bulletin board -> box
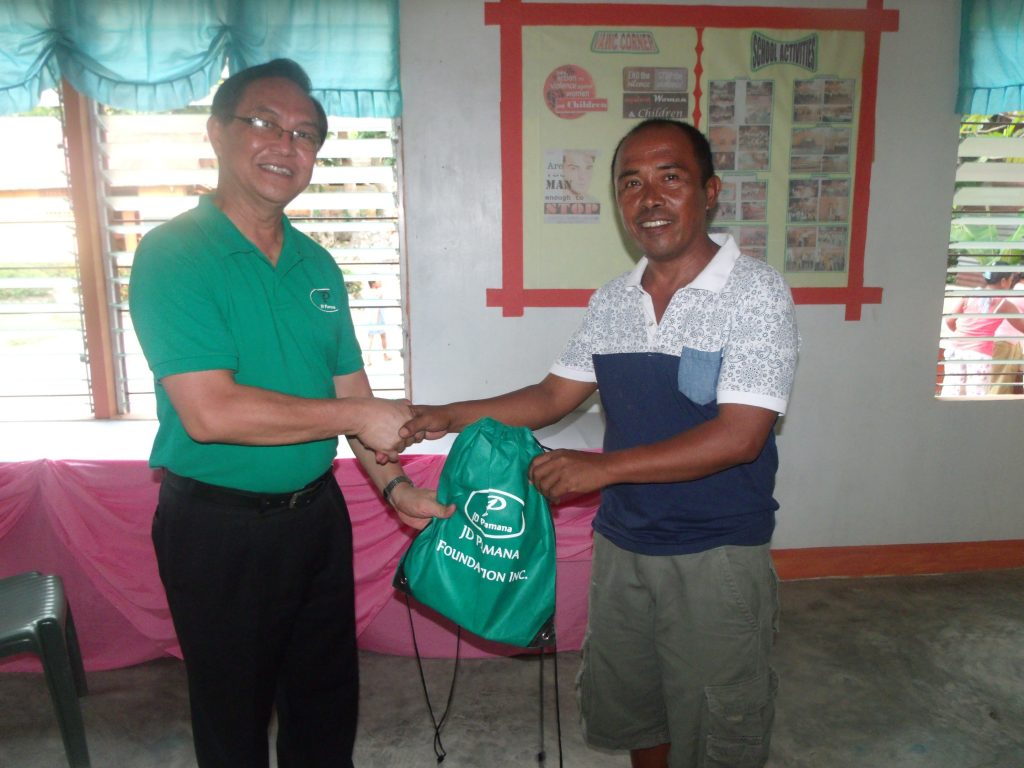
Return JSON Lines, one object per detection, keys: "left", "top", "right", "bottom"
{"left": 483, "top": 0, "right": 899, "bottom": 319}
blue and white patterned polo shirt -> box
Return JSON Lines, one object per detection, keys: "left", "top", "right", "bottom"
{"left": 551, "top": 234, "right": 799, "bottom": 556}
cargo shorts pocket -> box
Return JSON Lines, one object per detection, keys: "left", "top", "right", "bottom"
{"left": 678, "top": 347, "right": 722, "bottom": 406}
{"left": 702, "top": 669, "right": 778, "bottom": 768}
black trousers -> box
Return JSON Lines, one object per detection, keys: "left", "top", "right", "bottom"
{"left": 153, "top": 472, "right": 358, "bottom": 768}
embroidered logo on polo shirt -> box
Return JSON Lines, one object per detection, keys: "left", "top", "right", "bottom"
{"left": 309, "top": 288, "right": 338, "bottom": 313}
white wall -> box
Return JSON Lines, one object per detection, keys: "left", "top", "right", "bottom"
{"left": 400, "top": 0, "right": 1024, "bottom": 549}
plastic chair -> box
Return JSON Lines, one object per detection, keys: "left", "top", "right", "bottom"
{"left": 0, "top": 571, "right": 91, "bottom": 767}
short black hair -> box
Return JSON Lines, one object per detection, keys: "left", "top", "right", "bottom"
{"left": 984, "top": 270, "right": 1023, "bottom": 285}
{"left": 211, "top": 58, "right": 328, "bottom": 145}
{"left": 611, "top": 119, "right": 715, "bottom": 185}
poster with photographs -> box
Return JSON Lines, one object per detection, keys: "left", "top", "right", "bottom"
{"left": 510, "top": 18, "right": 876, "bottom": 303}
{"left": 699, "top": 27, "right": 864, "bottom": 288}
{"left": 785, "top": 225, "right": 848, "bottom": 272}
{"left": 709, "top": 176, "right": 769, "bottom": 261}
{"left": 792, "top": 77, "right": 855, "bottom": 123}
{"left": 785, "top": 178, "right": 850, "bottom": 272}
{"left": 708, "top": 80, "right": 774, "bottom": 172}
{"left": 704, "top": 72, "right": 857, "bottom": 276}
{"left": 790, "top": 125, "right": 851, "bottom": 173}
{"left": 544, "top": 148, "right": 601, "bottom": 223}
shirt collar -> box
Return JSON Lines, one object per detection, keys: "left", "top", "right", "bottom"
{"left": 626, "top": 233, "right": 740, "bottom": 294}
{"left": 195, "top": 194, "right": 300, "bottom": 268}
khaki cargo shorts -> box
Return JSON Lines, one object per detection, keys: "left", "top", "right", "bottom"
{"left": 577, "top": 533, "right": 779, "bottom": 768}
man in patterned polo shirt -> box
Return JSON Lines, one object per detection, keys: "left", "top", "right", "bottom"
{"left": 402, "top": 118, "right": 799, "bottom": 768}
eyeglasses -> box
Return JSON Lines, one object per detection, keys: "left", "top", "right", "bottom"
{"left": 230, "top": 115, "right": 323, "bottom": 152}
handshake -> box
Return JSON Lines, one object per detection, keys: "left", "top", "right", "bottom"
{"left": 353, "top": 399, "right": 454, "bottom": 464}
{"left": 345, "top": 398, "right": 461, "bottom": 530}
{"left": 353, "top": 395, "right": 605, "bottom": 509}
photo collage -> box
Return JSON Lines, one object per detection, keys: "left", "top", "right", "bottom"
{"left": 707, "top": 75, "right": 856, "bottom": 273}
{"left": 707, "top": 79, "right": 773, "bottom": 261}
{"left": 787, "top": 77, "right": 854, "bottom": 272}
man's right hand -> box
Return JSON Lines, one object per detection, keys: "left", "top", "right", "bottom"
{"left": 400, "top": 404, "right": 456, "bottom": 444}
{"left": 399, "top": 377, "right": 597, "bottom": 445}
{"left": 352, "top": 397, "right": 416, "bottom": 462}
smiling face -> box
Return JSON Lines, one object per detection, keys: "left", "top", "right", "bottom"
{"left": 208, "top": 76, "right": 321, "bottom": 215}
{"left": 613, "top": 123, "right": 721, "bottom": 264}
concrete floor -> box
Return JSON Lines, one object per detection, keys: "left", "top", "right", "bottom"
{"left": 1, "top": 569, "right": 1022, "bottom": 767}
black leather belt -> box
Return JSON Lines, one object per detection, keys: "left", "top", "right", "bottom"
{"left": 162, "top": 469, "right": 333, "bottom": 510}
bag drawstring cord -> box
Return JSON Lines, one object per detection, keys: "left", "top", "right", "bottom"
{"left": 405, "top": 591, "right": 565, "bottom": 767}
{"left": 537, "top": 646, "right": 564, "bottom": 767}
{"left": 538, "top": 648, "right": 545, "bottom": 764}
{"left": 405, "top": 593, "right": 461, "bottom": 763}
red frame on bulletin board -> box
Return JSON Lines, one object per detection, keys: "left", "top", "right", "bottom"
{"left": 483, "top": 0, "right": 899, "bottom": 320}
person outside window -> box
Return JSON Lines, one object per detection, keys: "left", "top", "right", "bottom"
{"left": 942, "top": 270, "right": 1024, "bottom": 395}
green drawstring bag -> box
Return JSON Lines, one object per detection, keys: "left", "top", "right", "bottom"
{"left": 393, "top": 417, "right": 556, "bottom": 648}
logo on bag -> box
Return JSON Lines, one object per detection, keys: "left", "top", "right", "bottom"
{"left": 462, "top": 489, "right": 526, "bottom": 540}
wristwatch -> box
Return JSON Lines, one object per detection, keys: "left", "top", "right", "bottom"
{"left": 381, "top": 474, "right": 414, "bottom": 506}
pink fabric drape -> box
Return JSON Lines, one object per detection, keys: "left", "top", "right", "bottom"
{"left": 0, "top": 457, "right": 597, "bottom": 671}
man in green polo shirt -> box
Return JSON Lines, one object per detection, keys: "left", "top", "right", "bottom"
{"left": 129, "top": 59, "right": 450, "bottom": 768}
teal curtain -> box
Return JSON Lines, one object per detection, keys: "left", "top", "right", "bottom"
{"left": 957, "top": 0, "right": 1024, "bottom": 113}
{"left": 0, "top": 0, "right": 401, "bottom": 116}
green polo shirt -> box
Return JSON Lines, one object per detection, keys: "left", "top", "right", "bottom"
{"left": 129, "top": 196, "right": 364, "bottom": 492}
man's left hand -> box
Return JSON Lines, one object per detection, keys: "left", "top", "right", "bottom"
{"left": 388, "top": 484, "right": 456, "bottom": 530}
